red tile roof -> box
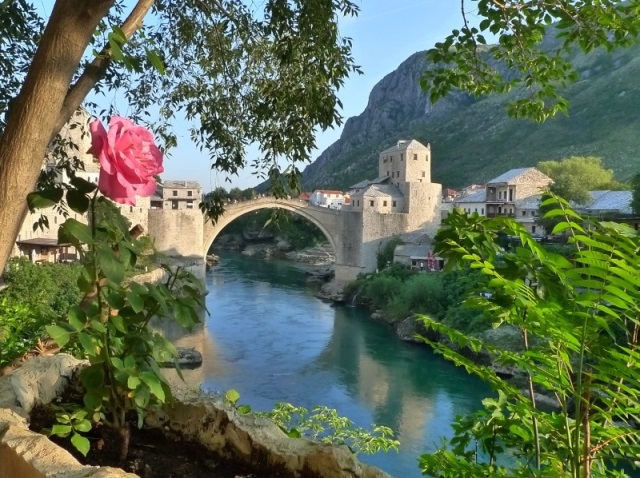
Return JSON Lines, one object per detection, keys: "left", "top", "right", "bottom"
{"left": 315, "top": 190, "right": 343, "bottom": 194}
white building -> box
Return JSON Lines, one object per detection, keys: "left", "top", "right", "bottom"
{"left": 309, "top": 190, "right": 346, "bottom": 209}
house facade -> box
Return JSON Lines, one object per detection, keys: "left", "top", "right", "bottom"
{"left": 151, "top": 181, "right": 202, "bottom": 210}
{"left": 453, "top": 167, "right": 552, "bottom": 236}
{"left": 309, "top": 190, "right": 346, "bottom": 209}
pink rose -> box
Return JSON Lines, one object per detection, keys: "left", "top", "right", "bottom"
{"left": 89, "top": 116, "right": 164, "bottom": 205}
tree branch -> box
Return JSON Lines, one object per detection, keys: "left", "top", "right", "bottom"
{"left": 53, "top": 0, "right": 156, "bottom": 140}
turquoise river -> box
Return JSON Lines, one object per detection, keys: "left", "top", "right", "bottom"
{"left": 166, "top": 251, "right": 491, "bottom": 477}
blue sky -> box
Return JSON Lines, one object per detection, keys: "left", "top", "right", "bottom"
{"left": 162, "top": 0, "right": 471, "bottom": 191}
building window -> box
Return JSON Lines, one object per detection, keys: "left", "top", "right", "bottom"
{"left": 172, "top": 200, "right": 178, "bottom": 209}
{"left": 400, "top": 154, "right": 403, "bottom": 161}
{"left": 186, "top": 200, "right": 194, "bottom": 209}
{"left": 129, "top": 206, "right": 133, "bottom": 212}
{"left": 474, "top": 208, "right": 478, "bottom": 212}
{"left": 413, "top": 154, "right": 418, "bottom": 160}
{"left": 369, "top": 200, "right": 374, "bottom": 207}
{"left": 522, "top": 211, "right": 526, "bottom": 216}
{"left": 393, "top": 200, "right": 397, "bottom": 207}
{"left": 172, "top": 190, "right": 177, "bottom": 197}
{"left": 383, "top": 200, "right": 387, "bottom": 207}
{"left": 187, "top": 191, "right": 193, "bottom": 197}
{"left": 532, "top": 225, "right": 537, "bottom": 234}
{"left": 386, "top": 171, "right": 389, "bottom": 176}
{"left": 390, "top": 156, "right": 393, "bottom": 162}
{"left": 421, "top": 171, "right": 426, "bottom": 178}
{"left": 481, "top": 208, "right": 485, "bottom": 215}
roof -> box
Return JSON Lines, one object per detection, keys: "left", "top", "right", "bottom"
{"left": 298, "top": 192, "right": 312, "bottom": 201}
{"left": 487, "top": 168, "right": 551, "bottom": 186}
{"left": 16, "top": 238, "right": 71, "bottom": 247}
{"left": 443, "top": 188, "right": 458, "bottom": 196}
{"left": 349, "top": 176, "right": 389, "bottom": 190}
{"left": 314, "top": 189, "right": 343, "bottom": 195}
{"left": 351, "top": 184, "right": 403, "bottom": 199}
{"left": 379, "top": 139, "right": 429, "bottom": 155}
{"left": 394, "top": 244, "right": 431, "bottom": 259}
{"left": 515, "top": 194, "right": 542, "bottom": 210}
{"left": 455, "top": 189, "right": 487, "bottom": 203}
{"left": 580, "top": 190, "right": 632, "bottom": 214}
{"left": 399, "top": 231, "right": 432, "bottom": 244}
{"left": 161, "top": 180, "right": 201, "bottom": 189}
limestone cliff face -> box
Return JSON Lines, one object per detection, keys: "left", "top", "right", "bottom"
{"left": 301, "top": 40, "right": 640, "bottom": 190}
{"left": 302, "top": 52, "right": 472, "bottom": 188}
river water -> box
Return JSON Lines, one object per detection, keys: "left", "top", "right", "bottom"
{"left": 166, "top": 251, "right": 491, "bottom": 477}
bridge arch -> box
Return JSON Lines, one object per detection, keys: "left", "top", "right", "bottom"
{"left": 203, "top": 198, "right": 342, "bottom": 260}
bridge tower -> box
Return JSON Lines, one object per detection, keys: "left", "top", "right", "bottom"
{"left": 339, "top": 139, "right": 441, "bottom": 280}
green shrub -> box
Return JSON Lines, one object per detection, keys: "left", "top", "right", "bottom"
{"left": 0, "top": 298, "right": 42, "bottom": 367}
{"left": 388, "top": 273, "right": 445, "bottom": 321}
{"left": 361, "top": 275, "right": 404, "bottom": 310}
{"left": 376, "top": 236, "right": 403, "bottom": 270}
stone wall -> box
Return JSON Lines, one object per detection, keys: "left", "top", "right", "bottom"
{"left": 148, "top": 209, "right": 204, "bottom": 259}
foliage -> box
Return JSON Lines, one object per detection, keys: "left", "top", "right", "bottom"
{"left": 377, "top": 236, "right": 403, "bottom": 271}
{"left": 257, "top": 402, "right": 400, "bottom": 456}
{"left": 387, "top": 273, "right": 445, "bottom": 321}
{"left": 1, "top": 257, "right": 83, "bottom": 320}
{"left": 538, "top": 156, "right": 619, "bottom": 205}
{"left": 0, "top": 298, "right": 41, "bottom": 368}
{"left": 421, "top": 0, "right": 640, "bottom": 121}
{"left": 418, "top": 202, "right": 640, "bottom": 477}
{"left": 360, "top": 275, "right": 404, "bottom": 311}
{"left": 41, "top": 189, "right": 205, "bottom": 460}
{"left": 2, "top": 0, "right": 361, "bottom": 203}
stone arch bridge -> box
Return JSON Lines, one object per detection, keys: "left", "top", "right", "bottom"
{"left": 148, "top": 197, "right": 367, "bottom": 282}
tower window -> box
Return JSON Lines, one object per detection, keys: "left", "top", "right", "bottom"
{"left": 188, "top": 191, "right": 193, "bottom": 197}
{"left": 172, "top": 190, "right": 178, "bottom": 196}
{"left": 413, "top": 154, "right": 417, "bottom": 160}
{"left": 369, "top": 200, "right": 374, "bottom": 207}
{"left": 400, "top": 154, "right": 403, "bottom": 161}
{"left": 383, "top": 200, "right": 387, "bottom": 207}
{"left": 393, "top": 200, "right": 397, "bottom": 207}
{"left": 421, "top": 171, "right": 426, "bottom": 177}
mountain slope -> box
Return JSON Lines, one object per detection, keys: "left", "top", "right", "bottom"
{"left": 302, "top": 43, "right": 640, "bottom": 190}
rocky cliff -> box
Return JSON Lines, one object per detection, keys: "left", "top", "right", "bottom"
{"left": 302, "top": 41, "right": 640, "bottom": 190}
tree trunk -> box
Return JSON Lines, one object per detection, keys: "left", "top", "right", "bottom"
{"left": 0, "top": 0, "right": 114, "bottom": 275}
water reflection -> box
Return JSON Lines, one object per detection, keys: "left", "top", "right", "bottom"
{"left": 155, "top": 252, "right": 490, "bottom": 477}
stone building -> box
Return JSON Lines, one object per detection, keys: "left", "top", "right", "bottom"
{"left": 151, "top": 181, "right": 202, "bottom": 210}
{"left": 309, "top": 190, "right": 345, "bottom": 209}
{"left": 453, "top": 167, "right": 552, "bottom": 236}
{"left": 339, "top": 139, "right": 442, "bottom": 276}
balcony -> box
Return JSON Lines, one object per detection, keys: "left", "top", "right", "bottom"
{"left": 486, "top": 212, "right": 515, "bottom": 218}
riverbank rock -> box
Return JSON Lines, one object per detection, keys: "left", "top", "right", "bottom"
{"left": 205, "top": 254, "right": 219, "bottom": 269}
{"left": 306, "top": 266, "right": 334, "bottom": 283}
{"left": 159, "top": 347, "right": 203, "bottom": 369}
{"left": 395, "top": 315, "right": 433, "bottom": 343}
{"left": 286, "top": 243, "right": 335, "bottom": 265}
{"left": 316, "top": 280, "right": 347, "bottom": 302}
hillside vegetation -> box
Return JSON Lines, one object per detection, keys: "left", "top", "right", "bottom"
{"left": 302, "top": 41, "right": 640, "bottom": 190}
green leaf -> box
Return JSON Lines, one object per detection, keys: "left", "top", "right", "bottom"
{"left": 146, "top": 48, "right": 165, "bottom": 75}
{"left": 78, "top": 331, "right": 97, "bottom": 356}
{"left": 128, "top": 376, "right": 141, "bottom": 390}
{"left": 287, "top": 428, "right": 302, "bottom": 438}
{"left": 96, "top": 244, "right": 125, "bottom": 284}
{"left": 108, "top": 35, "right": 124, "bottom": 62}
{"left": 59, "top": 218, "right": 93, "bottom": 245}
{"left": 67, "top": 306, "right": 86, "bottom": 331}
{"left": 83, "top": 391, "right": 103, "bottom": 411}
{"left": 110, "top": 314, "right": 127, "bottom": 333}
{"left": 140, "top": 372, "right": 165, "bottom": 402}
{"left": 46, "top": 325, "right": 71, "bottom": 348}
{"left": 127, "top": 290, "right": 144, "bottom": 313}
{"left": 225, "top": 388, "right": 240, "bottom": 405}
{"left": 26, "top": 188, "right": 64, "bottom": 210}
{"left": 74, "top": 420, "right": 92, "bottom": 433}
{"left": 70, "top": 176, "right": 97, "bottom": 194}
{"left": 50, "top": 424, "right": 72, "bottom": 437}
{"left": 71, "top": 433, "right": 91, "bottom": 456}
{"left": 66, "top": 189, "right": 90, "bottom": 214}
{"left": 80, "top": 364, "right": 105, "bottom": 390}
{"left": 237, "top": 405, "right": 252, "bottom": 415}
